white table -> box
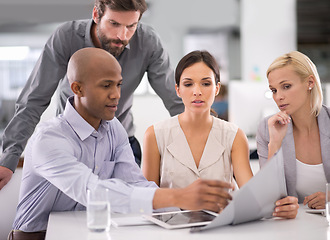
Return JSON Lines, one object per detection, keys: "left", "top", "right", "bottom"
{"left": 46, "top": 206, "right": 329, "bottom": 240}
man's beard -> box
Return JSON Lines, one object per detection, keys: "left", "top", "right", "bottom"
{"left": 97, "top": 28, "right": 128, "bottom": 57}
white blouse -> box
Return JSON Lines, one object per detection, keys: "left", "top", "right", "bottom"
{"left": 154, "top": 115, "right": 238, "bottom": 189}
{"left": 295, "top": 159, "right": 327, "bottom": 200}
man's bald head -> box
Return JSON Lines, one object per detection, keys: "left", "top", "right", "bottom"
{"left": 67, "top": 48, "right": 123, "bottom": 129}
{"left": 67, "top": 47, "right": 122, "bottom": 86}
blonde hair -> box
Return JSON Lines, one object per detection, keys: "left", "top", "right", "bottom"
{"left": 267, "top": 51, "right": 323, "bottom": 116}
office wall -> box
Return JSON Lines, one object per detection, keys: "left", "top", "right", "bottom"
{"left": 241, "top": 0, "right": 297, "bottom": 82}
{"left": 131, "top": 95, "right": 170, "bottom": 146}
{"left": 141, "top": 0, "right": 240, "bottom": 73}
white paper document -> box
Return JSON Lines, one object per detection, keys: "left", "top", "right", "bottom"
{"left": 191, "top": 148, "right": 287, "bottom": 232}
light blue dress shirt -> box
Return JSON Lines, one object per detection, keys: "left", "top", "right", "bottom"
{"left": 13, "top": 97, "right": 157, "bottom": 232}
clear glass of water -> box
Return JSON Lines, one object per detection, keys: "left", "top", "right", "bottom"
{"left": 87, "top": 187, "right": 111, "bottom": 232}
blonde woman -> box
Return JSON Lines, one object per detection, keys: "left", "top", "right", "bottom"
{"left": 257, "top": 51, "right": 330, "bottom": 210}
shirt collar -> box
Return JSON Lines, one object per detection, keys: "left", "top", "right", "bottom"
{"left": 63, "top": 97, "right": 109, "bottom": 141}
{"left": 84, "top": 19, "right": 94, "bottom": 47}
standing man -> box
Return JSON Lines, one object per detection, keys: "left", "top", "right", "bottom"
{"left": 0, "top": 0, "right": 183, "bottom": 189}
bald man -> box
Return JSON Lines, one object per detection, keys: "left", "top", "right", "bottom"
{"left": 9, "top": 48, "right": 233, "bottom": 239}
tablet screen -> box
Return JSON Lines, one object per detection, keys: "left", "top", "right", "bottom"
{"left": 152, "top": 210, "right": 216, "bottom": 226}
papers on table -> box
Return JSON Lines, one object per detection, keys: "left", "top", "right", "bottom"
{"left": 191, "top": 148, "right": 287, "bottom": 232}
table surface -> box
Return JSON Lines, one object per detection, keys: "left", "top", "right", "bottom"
{"left": 46, "top": 205, "right": 330, "bottom": 240}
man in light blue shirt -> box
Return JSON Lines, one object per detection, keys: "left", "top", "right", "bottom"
{"left": 10, "top": 48, "right": 233, "bottom": 239}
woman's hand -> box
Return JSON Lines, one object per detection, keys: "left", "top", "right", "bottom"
{"left": 303, "top": 192, "right": 326, "bottom": 209}
{"left": 268, "top": 111, "right": 290, "bottom": 145}
{"left": 267, "top": 111, "right": 290, "bottom": 159}
{"left": 273, "top": 196, "right": 299, "bottom": 219}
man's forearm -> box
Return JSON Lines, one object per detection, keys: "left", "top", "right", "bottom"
{"left": 152, "top": 188, "right": 179, "bottom": 209}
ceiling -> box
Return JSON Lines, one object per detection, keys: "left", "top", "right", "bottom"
{"left": 0, "top": 1, "right": 93, "bottom": 33}
{"left": 1, "top": 0, "right": 329, "bottom": 42}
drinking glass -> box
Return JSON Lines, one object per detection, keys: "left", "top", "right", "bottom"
{"left": 87, "top": 187, "right": 111, "bottom": 232}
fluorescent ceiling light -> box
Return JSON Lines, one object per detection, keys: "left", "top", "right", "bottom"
{"left": 0, "top": 46, "right": 30, "bottom": 61}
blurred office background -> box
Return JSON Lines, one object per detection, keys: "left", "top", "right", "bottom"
{"left": 0, "top": 0, "right": 330, "bottom": 147}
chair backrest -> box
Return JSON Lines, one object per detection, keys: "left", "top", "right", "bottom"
{"left": 0, "top": 168, "right": 22, "bottom": 240}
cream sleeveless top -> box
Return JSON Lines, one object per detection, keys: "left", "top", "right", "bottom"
{"left": 153, "top": 115, "right": 238, "bottom": 189}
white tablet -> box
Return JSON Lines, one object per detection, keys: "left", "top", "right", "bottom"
{"left": 142, "top": 210, "right": 218, "bottom": 229}
{"left": 305, "top": 208, "right": 326, "bottom": 217}
{"left": 111, "top": 216, "right": 155, "bottom": 227}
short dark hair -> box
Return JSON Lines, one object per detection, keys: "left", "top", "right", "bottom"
{"left": 175, "top": 50, "right": 220, "bottom": 86}
{"left": 95, "top": 0, "right": 147, "bottom": 20}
